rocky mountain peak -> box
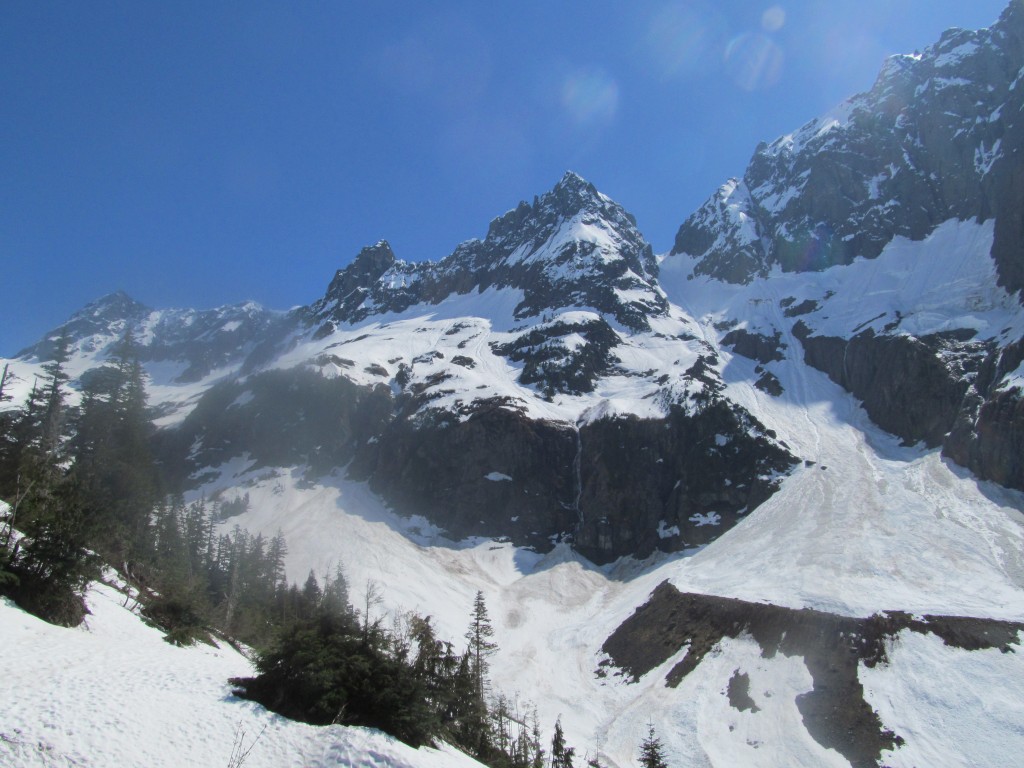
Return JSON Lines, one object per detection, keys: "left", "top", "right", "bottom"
{"left": 312, "top": 173, "right": 666, "bottom": 331}
{"left": 17, "top": 290, "right": 152, "bottom": 359}
{"left": 486, "top": 171, "right": 641, "bottom": 255}
{"left": 671, "top": 4, "right": 1021, "bottom": 285}
{"left": 317, "top": 240, "right": 397, "bottom": 316}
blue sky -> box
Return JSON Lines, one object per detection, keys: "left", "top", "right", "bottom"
{"left": 1, "top": 1, "right": 1010, "bottom": 354}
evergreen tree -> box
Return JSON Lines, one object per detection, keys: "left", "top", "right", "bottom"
{"left": 551, "top": 718, "right": 575, "bottom": 768}
{"left": 67, "top": 331, "right": 159, "bottom": 563}
{"left": 0, "top": 363, "right": 15, "bottom": 491}
{"left": 0, "top": 339, "right": 97, "bottom": 625}
{"left": 530, "top": 709, "right": 546, "bottom": 768}
{"left": 638, "top": 723, "right": 669, "bottom": 768}
{"left": 0, "top": 363, "right": 12, "bottom": 405}
{"left": 39, "top": 332, "right": 72, "bottom": 459}
{"left": 460, "top": 590, "right": 498, "bottom": 759}
{"left": 465, "top": 590, "right": 498, "bottom": 703}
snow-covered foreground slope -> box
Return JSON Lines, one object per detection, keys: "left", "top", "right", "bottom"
{"left": 0, "top": 582, "right": 484, "bottom": 768}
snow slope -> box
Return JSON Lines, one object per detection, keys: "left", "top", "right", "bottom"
{"left": 0, "top": 581, "right": 485, "bottom": 768}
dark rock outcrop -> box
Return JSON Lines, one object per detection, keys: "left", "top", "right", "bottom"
{"left": 944, "top": 338, "right": 1024, "bottom": 489}
{"left": 358, "top": 401, "right": 579, "bottom": 551}
{"left": 574, "top": 402, "right": 797, "bottom": 563}
{"left": 350, "top": 397, "right": 795, "bottom": 561}
{"left": 491, "top": 316, "right": 621, "bottom": 397}
{"left": 793, "top": 324, "right": 988, "bottom": 447}
{"left": 721, "top": 328, "right": 785, "bottom": 364}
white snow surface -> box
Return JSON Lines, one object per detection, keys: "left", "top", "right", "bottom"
{"left": 662, "top": 217, "right": 1023, "bottom": 346}
{"left": 0, "top": 584, "right": 484, "bottom": 768}
{"left": 861, "top": 629, "right": 1024, "bottom": 768}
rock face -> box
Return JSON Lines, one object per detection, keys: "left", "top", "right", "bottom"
{"left": 721, "top": 328, "right": 785, "bottom": 365}
{"left": 574, "top": 403, "right": 794, "bottom": 562}
{"left": 350, "top": 398, "right": 796, "bottom": 563}
{"left": 793, "top": 324, "right": 990, "bottom": 448}
{"left": 356, "top": 402, "right": 579, "bottom": 552}
{"left": 944, "top": 338, "right": 1024, "bottom": 488}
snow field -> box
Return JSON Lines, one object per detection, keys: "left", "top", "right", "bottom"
{"left": 861, "top": 629, "right": 1024, "bottom": 768}
{"left": 0, "top": 584, "right": 484, "bottom": 768}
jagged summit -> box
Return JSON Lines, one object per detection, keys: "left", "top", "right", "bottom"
{"left": 486, "top": 170, "right": 606, "bottom": 245}
{"left": 313, "top": 172, "right": 666, "bottom": 331}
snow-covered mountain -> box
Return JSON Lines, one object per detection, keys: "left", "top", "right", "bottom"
{"left": 4, "top": 3, "right": 1024, "bottom": 767}
{"left": 666, "top": 0, "right": 1024, "bottom": 493}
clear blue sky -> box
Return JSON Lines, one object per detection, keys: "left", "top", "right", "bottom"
{"left": 1, "top": 1, "right": 1010, "bottom": 354}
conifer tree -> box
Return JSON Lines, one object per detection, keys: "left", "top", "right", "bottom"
{"left": 66, "top": 331, "right": 158, "bottom": 562}
{"left": 2, "top": 335, "right": 97, "bottom": 625}
{"left": 460, "top": 590, "right": 498, "bottom": 758}
{"left": 530, "top": 709, "right": 546, "bottom": 768}
{"left": 551, "top": 718, "right": 575, "bottom": 768}
{"left": 638, "top": 723, "right": 669, "bottom": 768}
{"left": 465, "top": 590, "right": 498, "bottom": 702}
{"left": 0, "top": 363, "right": 12, "bottom": 405}
{"left": 39, "top": 332, "right": 72, "bottom": 459}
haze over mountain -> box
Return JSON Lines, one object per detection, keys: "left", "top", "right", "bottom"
{"left": 3, "top": 3, "right": 1024, "bottom": 767}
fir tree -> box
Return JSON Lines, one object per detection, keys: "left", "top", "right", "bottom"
{"left": 67, "top": 331, "right": 159, "bottom": 563}
{"left": 551, "top": 717, "right": 575, "bottom": 768}
{"left": 465, "top": 590, "right": 498, "bottom": 702}
{"left": 638, "top": 723, "right": 669, "bottom": 768}
{"left": 1, "top": 339, "right": 97, "bottom": 625}
{"left": 461, "top": 590, "right": 498, "bottom": 759}
{"left": 530, "top": 709, "right": 546, "bottom": 768}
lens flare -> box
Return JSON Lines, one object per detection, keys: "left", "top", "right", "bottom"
{"left": 561, "top": 68, "right": 619, "bottom": 126}
{"left": 724, "top": 32, "right": 784, "bottom": 91}
{"left": 762, "top": 5, "right": 786, "bottom": 33}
